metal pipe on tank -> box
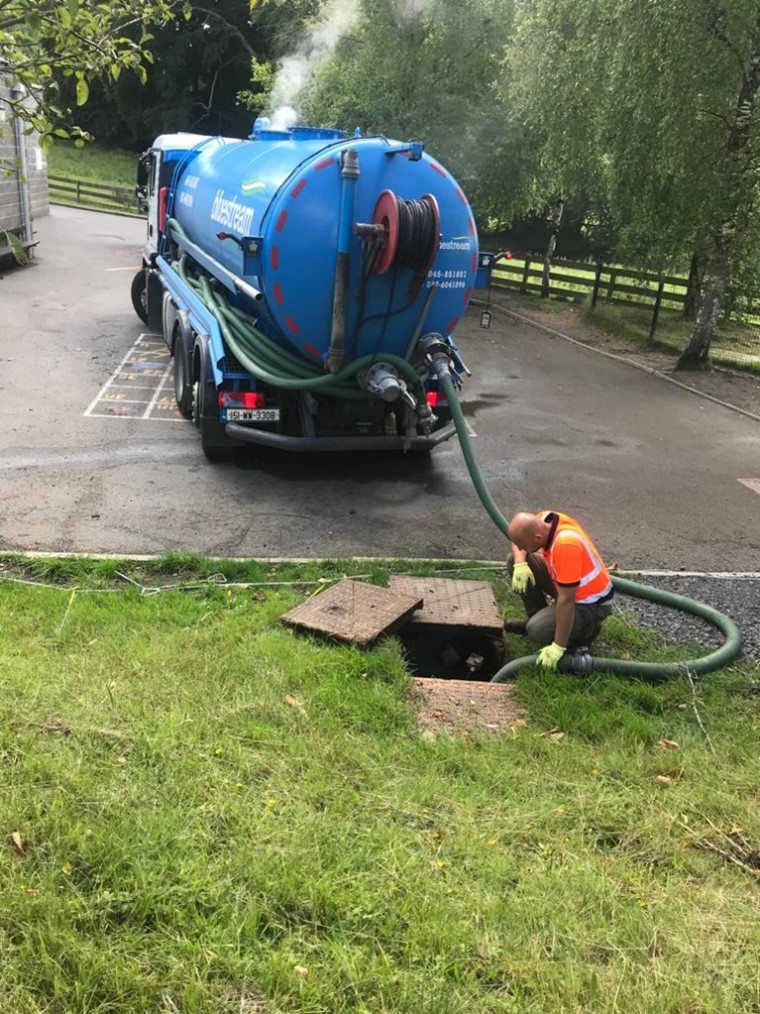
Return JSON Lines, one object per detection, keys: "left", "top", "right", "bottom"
{"left": 404, "top": 284, "right": 437, "bottom": 361}
{"left": 326, "top": 149, "right": 359, "bottom": 374}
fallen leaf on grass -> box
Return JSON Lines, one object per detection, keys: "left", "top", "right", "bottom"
{"left": 285, "top": 695, "right": 306, "bottom": 714}
{"left": 654, "top": 766, "right": 685, "bottom": 785}
{"left": 293, "top": 966, "right": 309, "bottom": 978}
{"left": 657, "top": 739, "right": 680, "bottom": 750}
{"left": 544, "top": 727, "right": 565, "bottom": 742}
{"left": 11, "top": 831, "right": 23, "bottom": 855}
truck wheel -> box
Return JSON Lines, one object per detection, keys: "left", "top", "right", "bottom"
{"left": 130, "top": 269, "right": 149, "bottom": 324}
{"left": 162, "top": 291, "right": 176, "bottom": 351}
{"left": 172, "top": 315, "right": 194, "bottom": 418}
{"left": 173, "top": 337, "right": 193, "bottom": 418}
{"left": 192, "top": 345, "right": 236, "bottom": 462}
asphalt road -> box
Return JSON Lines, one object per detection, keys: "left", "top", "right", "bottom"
{"left": 1, "top": 206, "right": 759, "bottom": 572}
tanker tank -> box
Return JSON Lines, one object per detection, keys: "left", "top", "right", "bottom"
{"left": 132, "top": 119, "right": 483, "bottom": 458}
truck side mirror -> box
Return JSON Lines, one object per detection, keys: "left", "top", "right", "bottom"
{"left": 135, "top": 151, "right": 151, "bottom": 212}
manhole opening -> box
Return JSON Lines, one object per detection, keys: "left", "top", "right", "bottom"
{"left": 398, "top": 627, "right": 507, "bottom": 681}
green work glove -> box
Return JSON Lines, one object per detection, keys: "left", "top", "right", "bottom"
{"left": 511, "top": 561, "right": 535, "bottom": 595}
{"left": 536, "top": 642, "right": 566, "bottom": 670}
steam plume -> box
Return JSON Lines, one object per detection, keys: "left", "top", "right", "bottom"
{"left": 268, "top": 0, "right": 359, "bottom": 130}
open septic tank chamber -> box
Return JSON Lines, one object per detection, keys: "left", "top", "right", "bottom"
{"left": 281, "top": 577, "right": 507, "bottom": 681}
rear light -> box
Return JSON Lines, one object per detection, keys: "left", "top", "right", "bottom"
{"left": 218, "top": 390, "right": 266, "bottom": 409}
{"left": 158, "top": 186, "right": 168, "bottom": 233}
{"left": 426, "top": 391, "right": 440, "bottom": 407}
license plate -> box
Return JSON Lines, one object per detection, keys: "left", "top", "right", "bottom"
{"left": 224, "top": 408, "right": 280, "bottom": 422}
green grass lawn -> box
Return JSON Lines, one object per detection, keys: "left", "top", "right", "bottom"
{"left": 1, "top": 554, "right": 759, "bottom": 1013}
{"left": 46, "top": 142, "right": 139, "bottom": 189}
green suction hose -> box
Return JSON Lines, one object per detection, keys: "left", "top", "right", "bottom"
{"left": 435, "top": 369, "right": 743, "bottom": 681}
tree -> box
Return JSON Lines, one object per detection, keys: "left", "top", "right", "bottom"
{"left": 510, "top": 0, "right": 760, "bottom": 369}
{"left": 509, "top": 0, "right": 618, "bottom": 290}
{"left": 595, "top": 0, "right": 760, "bottom": 369}
{"left": 56, "top": 0, "right": 257, "bottom": 148}
{"left": 284, "top": 0, "right": 528, "bottom": 229}
{"left": 0, "top": 0, "right": 180, "bottom": 146}
{"left": 55, "top": 0, "right": 324, "bottom": 149}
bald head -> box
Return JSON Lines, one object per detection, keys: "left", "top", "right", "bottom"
{"left": 508, "top": 512, "right": 548, "bottom": 552}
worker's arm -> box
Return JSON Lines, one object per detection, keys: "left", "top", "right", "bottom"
{"left": 536, "top": 584, "right": 577, "bottom": 669}
{"left": 510, "top": 543, "right": 535, "bottom": 593}
{"left": 553, "top": 584, "right": 578, "bottom": 648}
{"left": 510, "top": 542, "right": 527, "bottom": 564}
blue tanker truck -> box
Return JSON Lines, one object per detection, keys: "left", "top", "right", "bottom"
{"left": 131, "top": 119, "right": 486, "bottom": 459}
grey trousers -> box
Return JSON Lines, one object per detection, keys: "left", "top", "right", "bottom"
{"left": 506, "top": 552, "right": 613, "bottom": 648}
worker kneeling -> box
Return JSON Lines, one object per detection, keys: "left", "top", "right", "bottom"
{"left": 506, "top": 510, "right": 614, "bottom": 670}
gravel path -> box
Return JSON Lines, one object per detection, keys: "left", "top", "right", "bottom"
{"left": 613, "top": 573, "right": 759, "bottom": 661}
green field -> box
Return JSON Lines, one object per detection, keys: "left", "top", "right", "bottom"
{"left": 1, "top": 554, "right": 759, "bottom": 1013}
{"left": 47, "top": 142, "right": 139, "bottom": 188}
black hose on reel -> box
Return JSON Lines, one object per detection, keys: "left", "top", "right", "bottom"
{"left": 394, "top": 197, "right": 438, "bottom": 274}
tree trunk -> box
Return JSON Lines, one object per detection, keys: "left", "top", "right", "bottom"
{"left": 675, "top": 228, "right": 730, "bottom": 370}
{"left": 676, "top": 38, "right": 760, "bottom": 370}
{"left": 682, "top": 249, "right": 702, "bottom": 321}
{"left": 541, "top": 195, "right": 564, "bottom": 298}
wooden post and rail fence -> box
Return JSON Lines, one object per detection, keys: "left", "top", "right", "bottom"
{"left": 48, "top": 174, "right": 140, "bottom": 216}
{"left": 488, "top": 252, "right": 689, "bottom": 340}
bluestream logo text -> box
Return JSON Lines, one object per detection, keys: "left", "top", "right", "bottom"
{"left": 210, "top": 190, "right": 254, "bottom": 235}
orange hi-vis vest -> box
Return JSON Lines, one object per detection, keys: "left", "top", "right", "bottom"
{"left": 537, "top": 510, "right": 613, "bottom": 604}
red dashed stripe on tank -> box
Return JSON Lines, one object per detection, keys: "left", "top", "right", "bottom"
{"left": 275, "top": 211, "right": 288, "bottom": 233}
{"left": 313, "top": 157, "right": 334, "bottom": 171}
{"left": 270, "top": 247, "right": 279, "bottom": 270}
{"left": 430, "top": 162, "right": 447, "bottom": 177}
{"left": 273, "top": 283, "right": 284, "bottom": 306}
{"left": 445, "top": 317, "right": 459, "bottom": 334}
{"left": 284, "top": 316, "right": 300, "bottom": 334}
{"left": 303, "top": 343, "right": 322, "bottom": 359}
{"left": 462, "top": 287, "right": 472, "bottom": 305}
{"left": 290, "top": 178, "right": 307, "bottom": 199}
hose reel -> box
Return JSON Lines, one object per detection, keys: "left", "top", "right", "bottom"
{"left": 371, "top": 189, "right": 440, "bottom": 281}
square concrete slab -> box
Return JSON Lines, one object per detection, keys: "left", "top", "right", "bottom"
{"left": 280, "top": 579, "right": 424, "bottom": 646}
{"left": 389, "top": 576, "right": 503, "bottom": 634}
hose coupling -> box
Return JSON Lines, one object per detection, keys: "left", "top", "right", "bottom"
{"left": 415, "top": 401, "right": 436, "bottom": 435}
{"left": 418, "top": 332, "right": 453, "bottom": 377}
{"left": 361, "top": 362, "right": 410, "bottom": 404}
{"left": 562, "top": 646, "right": 595, "bottom": 675}
{"left": 341, "top": 148, "right": 360, "bottom": 180}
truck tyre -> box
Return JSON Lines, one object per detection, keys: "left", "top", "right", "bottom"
{"left": 192, "top": 342, "right": 236, "bottom": 462}
{"left": 130, "top": 269, "right": 149, "bottom": 324}
{"left": 162, "top": 291, "right": 176, "bottom": 351}
{"left": 172, "top": 313, "right": 194, "bottom": 418}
